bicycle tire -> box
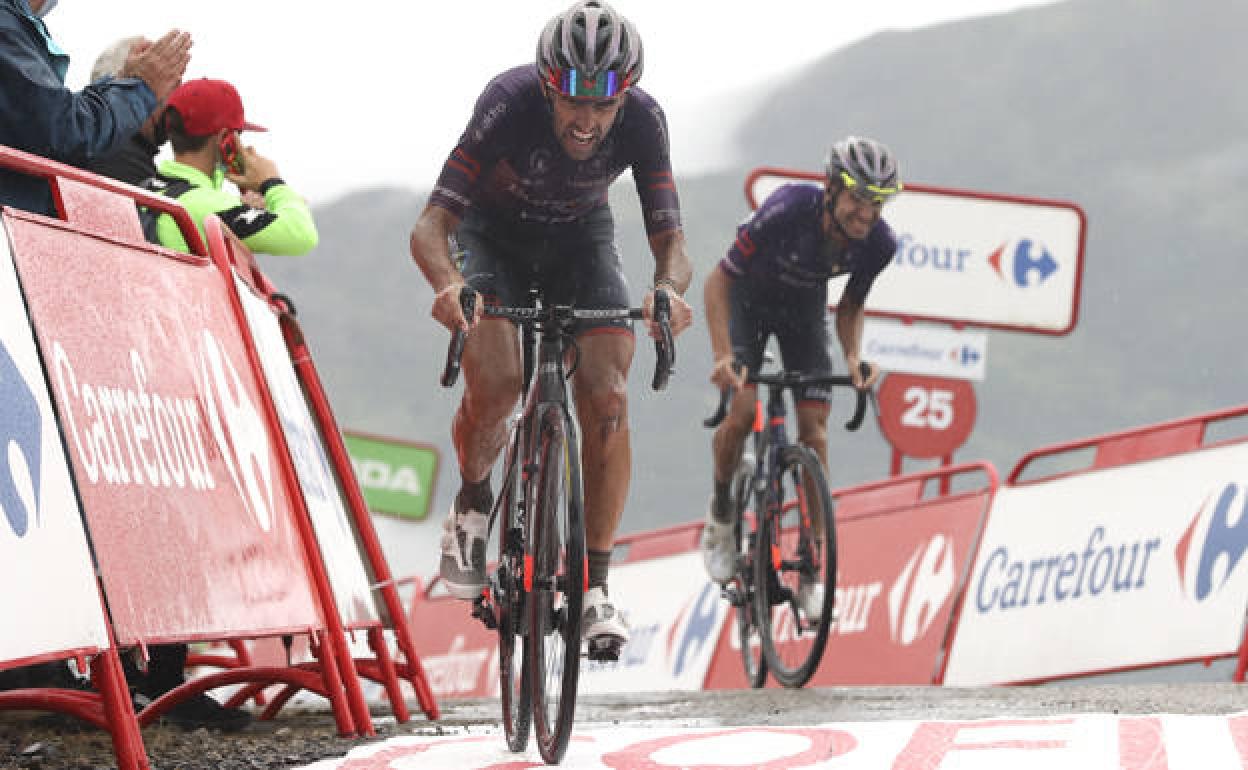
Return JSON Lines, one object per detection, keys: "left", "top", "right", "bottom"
{"left": 730, "top": 457, "right": 767, "bottom": 688}
{"left": 495, "top": 442, "right": 531, "bottom": 752}
{"left": 528, "top": 406, "right": 585, "bottom": 764}
{"left": 753, "top": 445, "right": 837, "bottom": 688}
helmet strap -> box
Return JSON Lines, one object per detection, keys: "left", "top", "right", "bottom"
{"left": 824, "top": 185, "right": 855, "bottom": 245}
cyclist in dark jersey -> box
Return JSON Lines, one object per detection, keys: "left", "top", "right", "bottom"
{"left": 410, "top": 0, "right": 693, "bottom": 652}
{"left": 701, "top": 136, "right": 902, "bottom": 622}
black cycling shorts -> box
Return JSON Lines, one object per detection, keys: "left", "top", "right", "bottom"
{"left": 451, "top": 207, "right": 633, "bottom": 335}
{"left": 729, "top": 280, "right": 834, "bottom": 406}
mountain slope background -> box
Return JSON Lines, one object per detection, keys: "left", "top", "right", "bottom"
{"left": 259, "top": 0, "right": 1248, "bottom": 562}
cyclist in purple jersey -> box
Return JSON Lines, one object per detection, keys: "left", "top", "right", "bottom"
{"left": 410, "top": 0, "right": 693, "bottom": 652}
{"left": 700, "top": 136, "right": 902, "bottom": 621}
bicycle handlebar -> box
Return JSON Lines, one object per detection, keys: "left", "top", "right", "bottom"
{"left": 440, "top": 286, "right": 676, "bottom": 392}
{"left": 703, "top": 361, "right": 874, "bottom": 431}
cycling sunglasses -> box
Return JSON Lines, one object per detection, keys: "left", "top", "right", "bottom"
{"left": 839, "top": 170, "right": 902, "bottom": 205}
{"left": 551, "top": 68, "right": 622, "bottom": 98}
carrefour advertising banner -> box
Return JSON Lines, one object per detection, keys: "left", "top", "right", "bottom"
{"left": 0, "top": 227, "right": 110, "bottom": 662}
{"left": 6, "top": 216, "right": 321, "bottom": 642}
{"left": 702, "top": 487, "right": 991, "bottom": 688}
{"left": 747, "top": 171, "right": 1085, "bottom": 336}
{"left": 236, "top": 276, "right": 379, "bottom": 626}
{"left": 944, "top": 442, "right": 1248, "bottom": 685}
{"left": 342, "top": 431, "right": 439, "bottom": 521}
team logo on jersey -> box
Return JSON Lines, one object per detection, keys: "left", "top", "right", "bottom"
{"left": 1176, "top": 483, "right": 1248, "bottom": 602}
{"left": 987, "top": 238, "right": 1059, "bottom": 288}
{"left": 528, "top": 148, "right": 552, "bottom": 176}
{"left": 198, "top": 329, "right": 276, "bottom": 532}
{"left": 887, "top": 534, "right": 956, "bottom": 645}
{"left": 0, "top": 341, "right": 41, "bottom": 537}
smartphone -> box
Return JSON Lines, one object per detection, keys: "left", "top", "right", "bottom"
{"left": 218, "top": 132, "right": 245, "bottom": 175}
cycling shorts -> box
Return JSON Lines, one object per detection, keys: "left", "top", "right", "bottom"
{"left": 729, "top": 281, "right": 834, "bottom": 406}
{"left": 451, "top": 207, "right": 633, "bottom": 335}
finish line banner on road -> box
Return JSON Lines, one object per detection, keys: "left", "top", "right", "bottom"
{"left": 745, "top": 168, "right": 1086, "bottom": 336}
{"left": 294, "top": 711, "right": 1248, "bottom": 769}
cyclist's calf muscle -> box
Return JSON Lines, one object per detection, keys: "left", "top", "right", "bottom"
{"left": 711, "top": 393, "right": 753, "bottom": 483}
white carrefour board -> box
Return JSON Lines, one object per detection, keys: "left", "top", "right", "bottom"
{"left": 746, "top": 170, "right": 1085, "bottom": 336}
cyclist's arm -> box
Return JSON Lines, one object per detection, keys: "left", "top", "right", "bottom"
{"left": 833, "top": 289, "right": 876, "bottom": 388}
{"left": 704, "top": 266, "right": 742, "bottom": 391}
{"left": 645, "top": 228, "right": 693, "bottom": 336}
{"left": 410, "top": 202, "right": 474, "bottom": 332}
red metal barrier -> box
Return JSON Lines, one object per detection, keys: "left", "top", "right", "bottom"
{"left": 2, "top": 145, "right": 368, "bottom": 738}
{"left": 1007, "top": 404, "right": 1248, "bottom": 485}
{"left": 207, "top": 218, "right": 439, "bottom": 721}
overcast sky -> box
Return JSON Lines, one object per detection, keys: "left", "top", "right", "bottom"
{"left": 51, "top": 1, "right": 1060, "bottom": 205}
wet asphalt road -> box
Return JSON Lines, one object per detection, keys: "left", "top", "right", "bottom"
{"left": 425, "top": 682, "right": 1248, "bottom": 733}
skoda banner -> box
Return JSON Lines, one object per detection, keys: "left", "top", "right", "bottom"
{"left": 342, "top": 431, "right": 439, "bottom": 521}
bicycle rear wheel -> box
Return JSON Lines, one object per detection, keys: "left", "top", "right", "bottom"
{"left": 753, "top": 445, "right": 837, "bottom": 688}
{"left": 495, "top": 444, "right": 531, "bottom": 752}
{"left": 730, "top": 457, "right": 767, "bottom": 688}
{"left": 528, "top": 406, "right": 585, "bottom": 764}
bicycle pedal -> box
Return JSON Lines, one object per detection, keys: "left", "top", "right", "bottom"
{"left": 585, "top": 636, "right": 624, "bottom": 663}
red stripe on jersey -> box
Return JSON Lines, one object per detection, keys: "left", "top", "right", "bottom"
{"left": 449, "top": 149, "right": 481, "bottom": 181}
{"left": 735, "top": 230, "right": 756, "bottom": 258}
{"left": 647, "top": 171, "right": 676, "bottom": 191}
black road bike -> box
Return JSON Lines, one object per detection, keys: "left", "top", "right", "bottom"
{"left": 704, "top": 361, "right": 871, "bottom": 688}
{"left": 442, "top": 286, "right": 673, "bottom": 764}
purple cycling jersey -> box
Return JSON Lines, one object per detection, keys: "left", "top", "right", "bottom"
{"left": 720, "top": 183, "right": 897, "bottom": 306}
{"left": 428, "top": 64, "right": 681, "bottom": 236}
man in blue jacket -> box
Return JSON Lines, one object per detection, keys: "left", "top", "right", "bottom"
{"left": 0, "top": 0, "right": 190, "bottom": 215}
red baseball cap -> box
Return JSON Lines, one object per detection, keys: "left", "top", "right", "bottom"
{"left": 165, "top": 78, "right": 267, "bottom": 135}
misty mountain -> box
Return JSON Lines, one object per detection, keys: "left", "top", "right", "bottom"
{"left": 259, "top": 0, "right": 1247, "bottom": 541}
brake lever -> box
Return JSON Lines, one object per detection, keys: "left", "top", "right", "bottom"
{"left": 440, "top": 287, "right": 478, "bottom": 388}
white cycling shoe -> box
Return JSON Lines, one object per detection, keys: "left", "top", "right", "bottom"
{"left": 797, "top": 580, "right": 826, "bottom": 626}
{"left": 699, "top": 508, "right": 737, "bottom": 584}
{"left": 438, "top": 506, "right": 489, "bottom": 600}
{"left": 582, "top": 586, "right": 629, "bottom": 661}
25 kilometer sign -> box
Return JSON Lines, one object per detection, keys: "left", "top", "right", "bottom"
{"left": 876, "top": 373, "right": 977, "bottom": 459}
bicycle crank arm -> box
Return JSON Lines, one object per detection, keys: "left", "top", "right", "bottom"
{"left": 471, "top": 596, "right": 498, "bottom": 630}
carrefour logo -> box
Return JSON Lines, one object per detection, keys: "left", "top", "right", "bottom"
{"left": 1176, "top": 483, "right": 1248, "bottom": 602}
{"left": 987, "top": 239, "right": 1058, "bottom": 288}
{"left": 975, "top": 527, "right": 1162, "bottom": 613}
{"left": 198, "top": 330, "right": 275, "bottom": 531}
{"left": 667, "top": 582, "right": 721, "bottom": 677}
{"left": 49, "top": 331, "right": 276, "bottom": 532}
{"left": 1, "top": 341, "right": 41, "bottom": 537}
{"left": 888, "top": 535, "right": 956, "bottom": 645}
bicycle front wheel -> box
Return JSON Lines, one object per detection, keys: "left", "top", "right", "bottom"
{"left": 753, "top": 445, "right": 837, "bottom": 688}
{"left": 730, "top": 457, "right": 767, "bottom": 688}
{"left": 495, "top": 442, "right": 531, "bottom": 752}
{"left": 528, "top": 406, "right": 585, "bottom": 764}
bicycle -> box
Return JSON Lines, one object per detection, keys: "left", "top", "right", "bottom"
{"left": 441, "top": 285, "right": 674, "bottom": 764}
{"left": 704, "top": 360, "right": 871, "bottom": 688}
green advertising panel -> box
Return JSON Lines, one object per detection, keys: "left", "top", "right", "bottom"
{"left": 343, "top": 431, "right": 440, "bottom": 521}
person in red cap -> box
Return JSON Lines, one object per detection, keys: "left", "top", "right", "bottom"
{"left": 146, "top": 77, "right": 318, "bottom": 256}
